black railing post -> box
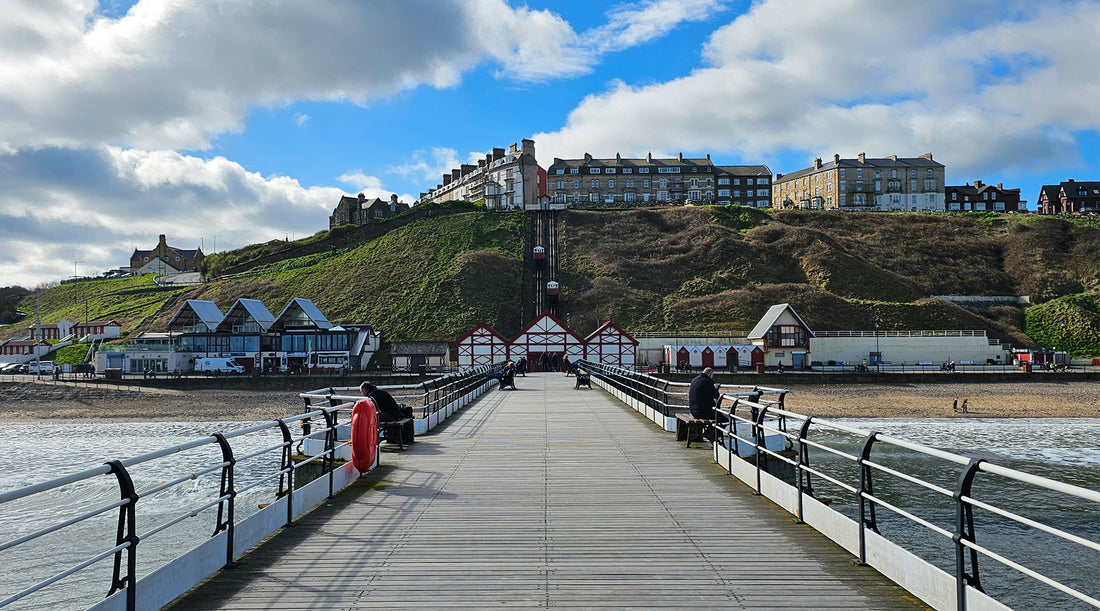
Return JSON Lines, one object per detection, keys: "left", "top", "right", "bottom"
{"left": 211, "top": 433, "right": 237, "bottom": 567}
{"left": 795, "top": 416, "right": 815, "bottom": 524}
{"left": 322, "top": 407, "right": 339, "bottom": 498}
{"left": 105, "top": 459, "right": 139, "bottom": 611}
{"left": 276, "top": 419, "right": 295, "bottom": 527}
{"left": 753, "top": 405, "right": 769, "bottom": 495}
{"left": 855, "top": 432, "right": 879, "bottom": 566}
{"left": 954, "top": 458, "right": 986, "bottom": 611}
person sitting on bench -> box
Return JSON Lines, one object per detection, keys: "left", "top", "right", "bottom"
{"left": 689, "top": 367, "right": 723, "bottom": 422}
{"left": 360, "top": 381, "right": 402, "bottom": 421}
{"left": 499, "top": 361, "right": 516, "bottom": 390}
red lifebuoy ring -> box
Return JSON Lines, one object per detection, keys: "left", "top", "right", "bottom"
{"left": 351, "top": 398, "right": 378, "bottom": 472}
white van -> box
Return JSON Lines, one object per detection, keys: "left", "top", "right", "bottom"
{"left": 194, "top": 358, "right": 245, "bottom": 375}
{"left": 27, "top": 361, "right": 56, "bottom": 374}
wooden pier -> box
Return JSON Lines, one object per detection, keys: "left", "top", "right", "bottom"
{"left": 169, "top": 372, "right": 926, "bottom": 609}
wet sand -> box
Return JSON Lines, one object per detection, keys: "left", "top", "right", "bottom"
{"left": 1, "top": 379, "right": 1098, "bottom": 422}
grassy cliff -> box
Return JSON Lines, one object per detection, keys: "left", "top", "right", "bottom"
{"left": 7, "top": 207, "right": 1100, "bottom": 355}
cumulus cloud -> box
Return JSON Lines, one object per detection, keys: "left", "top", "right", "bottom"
{"left": 0, "top": 0, "right": 601, "bottom": 152}
{"left": 388, "top": 148, "right": 463, "bottom": 185}
{"left": 534, "top": 0, "right": 1100, "bottom": 177}
{"left": 0, "top": 146, "right": 343, "bottom": 287}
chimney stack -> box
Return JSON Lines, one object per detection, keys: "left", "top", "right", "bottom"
{"left": 814, "top": 158, "right": 822, "bottom": 170}
{"left": 857, "top": 152, "right": 866, "bottom": 164}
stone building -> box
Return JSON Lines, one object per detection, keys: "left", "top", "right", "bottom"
{"left": 129, "top": 234, "right": 204, "bottom": 274}
{"left": 773, "top": 153, "right": 946, "bottom": 212}
{"left": 546, "top": 153, "right": 771, "bottom": 207}
{"left": 1036, "top": 179, "right": 1100, "bottom": 214}
{"left": 418, "top": 139, "right": 539, "bottom": 210}
{"left": 329, "top": 193, "right": 411, "bottom": 229}
{"left": 945, "top": 180, "right": 1025, "bottom": 212}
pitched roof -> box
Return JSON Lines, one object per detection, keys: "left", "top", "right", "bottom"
{"left": 216, "top": 298, "right": 276, "bottom": 332}
{"left": 167, "top": 300, "right": 225, "bottom": 332}
{"left": 779, "top": 155, "right": 943, "bottom": 182}
{"left": 273, "top": 298, "right": 333, "bottom": 330}
{"left": 391, "top": 341, "right": 449, "bottom": 355}
{"left": 583, "top": 320, "right": 639, "bottom": 345}
{"left": 747, "top": 303, "right": 815, "bottom": 340}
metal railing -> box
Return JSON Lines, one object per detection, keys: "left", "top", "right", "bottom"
{"left": 298, "top": 364, "right": 496, "bottom": 420}
{"left": 583, "top": 361, "right": 1100, "bottom": 611}
{"left": 0, "top": 367, "right": 496, "bottom": 611}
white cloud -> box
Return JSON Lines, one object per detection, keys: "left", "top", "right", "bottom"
{"left": 0, "top": 146, "right": 343, "bottom": 288}
{"left": 388, "top": 148, "right": 463, "bottom": 185}
{"left": 293, "top": 113, "right": 310, "bottom": 126}
{"left": 534, "top": 0, "right": 1100, "bottom": 178}
{"left": 0, "top": 0, "right": 604, "bottom": 152}
{"left": 589, "top": 0, "right": 726, "bottom": 53}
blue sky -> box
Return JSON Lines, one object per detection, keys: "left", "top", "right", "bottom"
{"left": 0, "top": 0, "right": 1097, "bottom": 289}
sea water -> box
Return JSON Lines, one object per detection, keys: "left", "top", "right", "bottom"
{"left": 805, "top": 418, "right": 1100, "bottom": 610}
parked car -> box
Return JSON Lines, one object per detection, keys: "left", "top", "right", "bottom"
{"left": 0, "top": 363, "right": 22, "bottom": 374}
{"left": 27, "top": 361, "right": 56, "bottom": 375}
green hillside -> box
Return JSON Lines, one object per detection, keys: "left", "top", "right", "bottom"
{"left": 6, "top": 207, "right": 1100, "bottom": 355}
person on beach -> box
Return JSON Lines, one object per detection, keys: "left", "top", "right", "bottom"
{"left": 961, "top": 398, "right": 969, "bottom": 413}
{"left": 953, "top": 398, "right": 958, "bottom": 413}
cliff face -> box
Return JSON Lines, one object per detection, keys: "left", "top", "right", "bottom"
{"left": 13, "top": 208, "right": 1100, "bottom": 353}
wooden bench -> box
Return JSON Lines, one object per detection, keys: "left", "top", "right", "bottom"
{"left": 675, "top": 413, "right": 714, "bottom": 448}
{"left": 574, "top": 371, "right": 591, "bottom": 389}
{"left": 379, "top": 417, "right": 414, "bottom": 450}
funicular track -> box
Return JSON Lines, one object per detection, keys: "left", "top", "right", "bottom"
{"left": 525, "top": 210, "right": 559, "bottom": 323}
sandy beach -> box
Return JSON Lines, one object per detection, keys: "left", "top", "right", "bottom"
{"left": 2, "top": 378, "right": 1099, "bottom": 421}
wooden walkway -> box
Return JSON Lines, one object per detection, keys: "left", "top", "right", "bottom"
{"left": 170, "top": 373, "right": 927, "bottom": 610}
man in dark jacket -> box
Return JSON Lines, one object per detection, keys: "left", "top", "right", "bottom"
{"left": 360, "top": 381, "right": 403, "bottom": 421}
{"left": 688, "top": 367, "right": 722, "bottom": 420}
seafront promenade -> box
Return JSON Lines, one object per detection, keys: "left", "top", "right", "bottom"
{"left": 169, "top": 372, "right": 923, "bottom": 609}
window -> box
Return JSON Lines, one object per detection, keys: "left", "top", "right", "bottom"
{"left": 643, "top": 179, "right": 649, "bottom": 188}
{"left": 983, "top": 192, "right": 989, "bottom": 200}
{"left": 952, "top": 192, "right": 957, "bottom": 200}
{"left": 658, "top": 167, "right": 680, "bottom": 173}
{"left": 910, "top": 180, "right": 917, "bottom": 190}
{"left": 556, "top": 181, "right": 564, "bottom": 189}
{"left": 639, "top": 168, "right": 650, "bottom": 173}
{"left": 757, "top": 189, "right": 768, "bottom": 196}
{"left": 875, "top": 170, "right": 881, "bottom": 178}
{"left": 718, "top": 189, "right": 730, "bottom": 196}
{"left": 622, "top": 168, "right": 632, "bottom": 174}
{"left": 572, "top": 193, "right": 581, "bottom": 203}
{"left": 910, "top": 170, "right": 917, "bottom": 178}
{"left": 718, "top": 178, "right": 729, "bottom": 185}
{"left": 839, "top": 181, "right": 846, "bottom": 190}
{"left": 758, "top": 177, "right": 769, "bottom": 184}
{"left": 927, "top": 169, "right": 934, "bottom": 178}
{"left": 924, "top": 180, "right": 936, "bottom": 191}
{"left": 657, "top": 191, "right": 668, "bottom": 201}
{"left": 856, "top": 181, "right": 863, "bottom": 191}
{"left": 590, "top": 168, "right": 601, "bottom": 174}
{"left": 643, "top": 193, "right": 650, "bottom": 202}
{"left": 589, "top": 192, "right": 599, "bottom": 202}
{"left": 570, "top": 168, "right": 578, "bottom": 174}
{"left": 590, "top": 179, "right": 599, "bottom": 188}
{"left": 659, "top": 178, "right": 668, "bottom": 188}
{"left": 607, "top": 179, "right": 614, "bottom": 188}
{"left": 555, "top": 193, "right": 565, "bottom": 203}
{"left": 573, "top": 180, "right": 579, "bottom": 189}
{"left": 605, "top": 168, "right": 615, "bottom": 174}
{"left": 690, "top": 178, "right": 699, "bottom": 188}
{"left": 733, "top": 190, "right": 740, "bottom": 197}
{"left": 690, "top": 191, "right": 701, "bottom": 201}
{"left": 625, "top": 179, "right": 634, "bottom": 188}
{"left": 747, "top": 178, "right": 754, "bottom": 185}
{"left": 706, "top": 178, "right": 712, "bottom": 187}
{"left": 891, "top": 169, "right": 897, "bottom": 178}
{"left": 625, "top": 192, "right": 636, "bottom": 202}
{"left": 856, "top": 168, "right": 863, "bottom": 178}
{"left": 840, "top": 169, "right": 846, "bottom": 178}
{"left": 994, "top": 202, "right": 1005, "bottom": 211}
{"left": 555, "top": 169, "right": 564, "bottom": 174}
{"left": 875, "top": 180, "right": 881, "bottom": 191}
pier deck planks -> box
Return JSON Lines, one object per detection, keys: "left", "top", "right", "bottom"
{"left": 169, "top": 372, "right": 926, "bottom": 609}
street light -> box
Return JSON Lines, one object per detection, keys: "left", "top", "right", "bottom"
{"left": 73, "top": 259, "right": 85, "bottom": 280}
{"left": 874, "top": 322, "right": 881, "bottom": 373}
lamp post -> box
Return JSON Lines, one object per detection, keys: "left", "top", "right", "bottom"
{"left": 73, "top": 259, "right": 85, "bottom": 280}
{"left": 874, "top": 322, "right": 881, "bottom": 373}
